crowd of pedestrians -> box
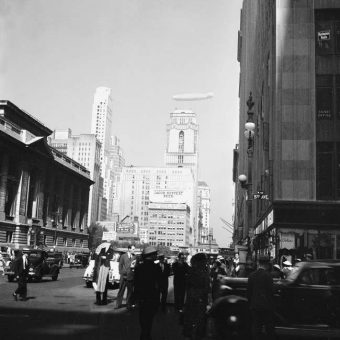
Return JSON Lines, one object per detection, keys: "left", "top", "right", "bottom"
{"left": 5, "top": 242, "right": 312, "bottom": 340}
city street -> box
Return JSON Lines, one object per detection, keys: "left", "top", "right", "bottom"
{"left": 0, "top": 267, "right": 184, "bottom": 340}
{"left": 0, "top": 267, "right": 339, "bottom": 340}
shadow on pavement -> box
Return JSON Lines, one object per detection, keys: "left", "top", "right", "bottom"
{"left": 0, "top": 303, "right": 185, "bottom": 340}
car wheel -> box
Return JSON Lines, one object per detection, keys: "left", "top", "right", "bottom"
{"left": 52, "top": 274, "right": 58, "bottom": 281}
{"left": 7, "top": 275, "right": 14, "bottom": 282}
{"left": 86, "top": 281, "right": 92, "bottom": 288}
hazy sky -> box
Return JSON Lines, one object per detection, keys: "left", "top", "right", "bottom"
{"left": 1, "top": 0, "right": 242, "bottom": 247}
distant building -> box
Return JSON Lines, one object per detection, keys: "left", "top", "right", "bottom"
{"left": 107, "top": 136, "right": 125, "bottom": 221}
{"left": 0, "top": 100, "right": 92, "bottom": 252}
{"left": 197, "top": 181, "right": 211, "bottom": 245}
{"left": 164, "top": 109, "right": 199, "bottom": 245}
{"left": 118, "top": 166, "right": 195, "bottom": 244}
{"left": 148, "top": 202, "right": 190, "bottom": 247}
{"left": 49, "top": 130, "right": 103, "bottom": 225}
{"left": 90, "top": 87, "right": 114, "bottom": 211}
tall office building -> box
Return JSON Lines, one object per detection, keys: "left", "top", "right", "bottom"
{"left": 91, "top": 87, "right": 113, "bottom": 201}
{"left": 118, "top": 166, "right": 195, "bottom": 244}
{"left": 49, "top": 130, "right": 103, "bottom": 224}
{"left": 164, "top": 109, "right": 199, "bottom": 181}
{"left": 107, "top": 136, "right": 125, "bottom": 221}
{"left": 197, "top": 181, "right": 211, "bottom": 245}
{"left": 164, "top": 109, "right": 199, "bottom": 245}
{"left": 234, "top": 0, "right": 340, "bottom": 261}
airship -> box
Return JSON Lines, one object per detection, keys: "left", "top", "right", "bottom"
{"left": 172, "top": 92, "right": 214, "bottom": 101}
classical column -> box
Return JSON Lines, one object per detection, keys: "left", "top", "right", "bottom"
{"left": 57, "top": 175, "right": 65, "bottom": 225}
{"left": 0, "top": 153, "right": 9, "bottom": 220}
{"left": 16, "top": 162, "right": 30, "bottom": 224}
{"left": 67, "top": 182, "right": 74, "bottom": 229}
{"left": 36, "top": 171, "right": 45, "bottom": 221}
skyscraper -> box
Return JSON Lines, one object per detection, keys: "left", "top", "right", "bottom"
{"left": 91, "top": 87, "right": 113, "bottom": 202}
{"left": 164, "top": 109, "right": 199, "bottom": 245}
{"left": 164, "top": 109, "right": 199, "bottom": 181}
{"left": 49, "top": 130, "right": 103, "bottom": 224}
{"left": 118, "top": 166, "right": 195, "bottom": 244}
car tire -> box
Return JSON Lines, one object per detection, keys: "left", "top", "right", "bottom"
{"left": 52, "top": 274, "right": 58, "bottom": 281}
{"left": 7, "top": 275, "right": 14, "bottom": 282}
{"left": 86, "top": 281, "right": 92, "bottom": 288}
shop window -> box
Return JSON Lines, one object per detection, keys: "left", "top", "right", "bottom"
{"left": 316, "top": 142, "right": 334, "bottom": 199}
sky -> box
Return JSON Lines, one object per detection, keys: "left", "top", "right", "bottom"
{"left": 0, "top": 0, "right": 243, "bottom": 247}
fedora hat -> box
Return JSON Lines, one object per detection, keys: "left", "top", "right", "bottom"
{"left": 143, "top": 246, "right": 157, "bottom": 256}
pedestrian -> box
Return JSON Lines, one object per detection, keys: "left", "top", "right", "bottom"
{"left": 158, "top": 254, "right": 171, "bottom": 312}
{"left": 0, "top": 253, "right": 5, "bottom": 276}
{"left": 93, "top": 245, "right": 114, "bottom": 305}
{"left": 182, "top": 253, "right": 211, "bottom": 340}
{"left": 232, "top": 253, "right": 240, "bottom": 277}
{"left": 211, "top": 259, "right": 227, "bottom": 301}
{"left": 134, "top": 246, "right": 162, "bottom": 340}
{"left": 270, "top": 264, "right": 284, "bottom": 279}
{"left": 282, "top": 260, "right": 293, "bottom": 279}
{"left": 13, "top": 250, "right": 29, "bottom": 301}
{"left": 247, "top": 255, "right": 276, "bottom": 340}
{"left": 115, "top": 244, "right": 136, "bottom": 309}
{"left": 172, "top": 252, "right": 189, "bottom": 312}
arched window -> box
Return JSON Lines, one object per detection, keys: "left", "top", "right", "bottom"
{"left": 179, "top": 131, "right": 184, "bottom": 152}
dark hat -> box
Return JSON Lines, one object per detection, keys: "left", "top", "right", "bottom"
{"left": 143, "top": 246, "right": 157, "bottom": 256}
{"left": 258, "top": 255, "right": 270, "bottom": 264}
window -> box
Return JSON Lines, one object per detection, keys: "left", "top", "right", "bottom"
{"left": 316, "top": 142, "right": 340, "bottom": 199}
{"left": 316, "top": 76, "right": 333, "bottom": 120}
{"left": 6, "top": 231, "right": 13, "bottom": 243}
{"left": 178, "top": 131, "right": 184, "bottom": 152}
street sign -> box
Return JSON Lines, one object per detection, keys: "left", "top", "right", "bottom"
{"left": 253, "top": 191, "right": 269, "bottom": 200}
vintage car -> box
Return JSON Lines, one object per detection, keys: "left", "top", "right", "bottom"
{"left": 83, "top": 251, "right": 122, "bottom": 289}
{"left": 69, "top": 253, "right": 89, "bottom": 268}
{"left": 216, "top": 260, "right": 340, "bottom": 331}
{"left": 46, "top": 251, "right": 64, "bottom": 269}
{"left": 5, "top": 249, "right": 60, "bottom": 282}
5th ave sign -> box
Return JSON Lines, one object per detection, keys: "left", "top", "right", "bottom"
{"left": 253, "top": 191, "right": 269, "bottom": 200}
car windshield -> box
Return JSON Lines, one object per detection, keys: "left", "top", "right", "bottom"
{"left": 28, "top": 252, "right": 42, "bottom": 263}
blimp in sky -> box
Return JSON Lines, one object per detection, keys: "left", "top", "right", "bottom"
{"left": 172, "top": 92, "right": 214, "bottom": 101}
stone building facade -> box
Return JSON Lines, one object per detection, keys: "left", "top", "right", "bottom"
{"left": 0, "top": 100, "right": 93, "bottom": 252}
{"left": 234, "top": 0, "right": 340, "bottom": 263}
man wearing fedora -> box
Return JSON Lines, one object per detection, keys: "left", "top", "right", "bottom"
{"left": 134, "top": 246, "right": 162, "bottom": 340}
{"left": 158, "top": 254, "right": 171, "bottom": 312}
{"left": 115, "top": 244, "right": 136, "bottom": 309}
{"left": 247, "top": 255, "right": 276, "bottom": 340}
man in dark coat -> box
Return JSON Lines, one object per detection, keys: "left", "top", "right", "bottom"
{"left": 172, "top": 252, "right": 189, "bottom": 312}
{"left": 158, "top": 254, "right": 171, "bottom": 311}
{"left": 247, "top": 256, "right": 276, "bottom": 340}
{"left": 13, "top": 250, "right": 29, "bottom": 301}
{"left": 134, "top": 246, "right": 162, "bottom": 340}
{"left": 115, "top": 245, "right": 136, "bottom": 309}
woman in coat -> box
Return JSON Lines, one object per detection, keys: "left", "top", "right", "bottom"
{"left": 182, "top": 253, "right": 211, "bottom": 340}
{"left": 93, "top": 245, "right": 114, "bottom": 305}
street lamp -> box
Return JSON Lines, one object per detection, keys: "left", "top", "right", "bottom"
{"left": 244, "top": 92, "right": 255, "bottom": 156}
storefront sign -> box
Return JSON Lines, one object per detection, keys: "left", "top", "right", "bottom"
{"left": 253, "top": 191, "right": 269, "bottom": 200}
{"left": 318, "top": 30, "right": 331, "bottom": 41}
{"left": 280, "top": 232, "right": 295, "bottom": 250}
